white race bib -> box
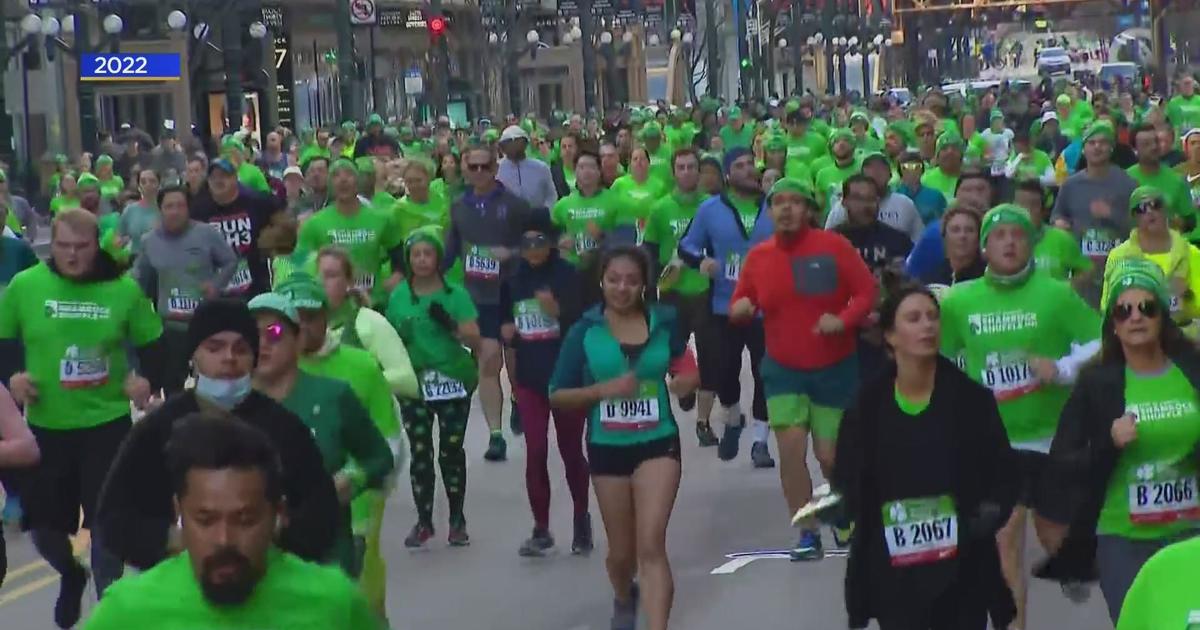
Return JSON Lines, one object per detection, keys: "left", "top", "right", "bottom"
{"left": 881, "top": 496, "right": 959, "bottom": 567}
{"left": 981, "top": 356, "right": 1039, "bottom": 402}
{"left": 724, "top": 253, "right": 742, "bottom": 281}
{"left": 574, "top": 234, "right": 597, "bottom": 255}
{"left": 1128, "top": 462, "right": 1200, "bottom": 525}
{"left": 599, "top": 381, "right": 661, "bottom": 431}
{"left": 514, "top": 299, "right": 560, "bottom": 341}
{"left": 353, "top": 271, "right": 375, "bottom": 291}
{"left": 226, "top": 260, "right": 253, "bottom": 294}
{"left": 420, "top": 370, "right": 468, "bottom": 401}
{"left": 166, "top": 293, "right": 200, "bottom": 319}
{"left": 465, "top": 247, "right": 500, "bottom": 280}
{"left": 60, "top": 354, "right": 109, "bottom": 389}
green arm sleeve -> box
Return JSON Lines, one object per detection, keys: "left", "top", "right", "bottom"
{"left": 356, "top": 308, "right": 419, "bottom": 399}
{"left": 337, "top": 387, "right": 394, "bottom": 492}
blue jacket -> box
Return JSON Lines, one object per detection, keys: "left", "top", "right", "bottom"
{"left": 677, "top": 194, "right": 774, "bottom": 315}
{"left": 905, "top": 220, "right": 945, "bottom": 280}
{"left": 500, "top": 250, "right": 581, "bottom": 392}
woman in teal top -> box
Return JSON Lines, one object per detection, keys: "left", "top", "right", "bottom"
{"left": 549, "top": 245, "right": 699, "bottom": 630}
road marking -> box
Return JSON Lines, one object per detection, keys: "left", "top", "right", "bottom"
{"left": 712, "top": 548, "right": 849, "bottom": 574}
{"left": 0, "top": 574, "right": 59, "bottom": 608}
{"left": 4, "top": 560, "right": 48, "bottom": 581}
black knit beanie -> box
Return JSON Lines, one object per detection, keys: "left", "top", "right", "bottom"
{"left": 186, "top": 298, "right": 260, "bottom": 362}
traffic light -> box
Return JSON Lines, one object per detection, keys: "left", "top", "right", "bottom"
{"left": 428, "top": 15, "right": 446, "bottom": 42}
{"left": 740, "top": 58, "right": 751, "bottom": 69}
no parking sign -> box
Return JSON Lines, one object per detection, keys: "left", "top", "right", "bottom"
{"left": 350, "top": 0, "right": 378, "bottom": 25}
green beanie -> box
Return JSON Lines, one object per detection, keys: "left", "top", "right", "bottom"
{"left": 980, "top": 203, "right": 1034, "bottom": 245}
{"left": 1129, "top": 185, "right": 1167, "bottom": 213}
{"left": 354, "top": 157, "right": 376, "bottom": 174}
{"left": 640, "top": 121, "right": 663, "bottom": 140}
{"left": 95, "top": 154, "right": 114, "bottom": 167}
{"left": 299, "top": 146, "right": 332, "bottom": 171}
{"left": 763, "top": 133, "right": 788, "bottom": 152}
{"left": 886, "top": 121, "right": 916, "bottom": 147}
{"left": 403, "top": 226, "right": 446, "bottom": 275}
{"left": 766, "top": 177, "right": 817, "bottom": 207}
{"left": 77, "top": 173, "right": 101, "bottom": 189}
{"left": 1103, "top": 257, "right": 1171, "bottom": 315}
{"left": 849, "top": 111, "right": 871, "bottom": 127}
{"left": 329, "top": 157, "right": 358, "bottom": 176}
{"left": 275, "top": 271, "right": 327, "bottom": 310}
{"left": 936, "top": 131, "right": 965, "bottom": 154}
{"left": 728, "top": 105, "right": 743, "bottom": 118}
{"left": 828, "top": 128, "right": 855, "bottom": 151}
{"left": 367, "top": 113, "right": 384, "bottom": 127}
{"left": 1082, "top": 121, "right": 1115, "bottom": 144}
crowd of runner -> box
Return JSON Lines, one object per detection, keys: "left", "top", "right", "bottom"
{"left": 2, "top": 73, "right": 1200, "bottom": 629}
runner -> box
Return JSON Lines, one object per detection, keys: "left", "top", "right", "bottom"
{"left": 97, "top": 298, "right": 339, "bottom": 576}
{"left": 905, "top": 170, "right": 994, "bottom": 280}
{"left": 832, "top": 284, "right": 1017, "bottom": 630}
{"left": 85, "top": 415, "right": 380, "bottom": 630}
{"left": 1013, "top": 180, "right": 1093, "bottom": 285}
{"left": 678, "top": 148, "right": 776, "bottom": 467}
{"left": 729, "top": 177, "right": 877, "bottom": 559}
{"left": 825, "top": 154, "right": 924, "bottom": 241}
{"left": 922, "top": 132, "right": 966, "bottom": 203}
{"left": 497, "top": 125, "right": 558, "bottom": 211}
{"left": 814, "top": 129, "right": 863, "bottom": 218}
{"left": 940, "top": 204, "right": 1103, "bottom": 630}
{"left": 1038, "top": 259, "right": 1200, "bottom": 623}
{"left": 498, "top": 210, "right": 592, "bottom": 557}
{"left": 1126, "top": 124, "right": 1194, "bottom": 229}
{"left": 549, "top": 245, "right": 699, "bottom": 630}
{"left": 118, "top": 168, "right": 162, "bottom": 259}
{"left": 895, "top": 151, "right": 948, "bottom": 225}
{"left": 354, "top": 113, "right": 401, "bottom": 159}
{"left": 911, "top": 206, "right": 985, "bottom": 296}
{"left": 552, "top": 150, "right": 619, "bottom": 304}
{"left": 133, "top": 184, "right": 239, "bottom": 395}
{"left": 446, "top": 144, "right": 535, "bottom": 461}
{"left": 385, "top": 229, "right": 481, "bottom": 547}
{"left": 0, "top": 208, "right": 165, "bottom": 628}
{"left": 295, "top": 154, "right": 332, "bottom": 218}
{"left": 0, "top": 382, "right": 39, "bottom": 588}
{"left": 1115, "top": 536, "right": 1200, "bottom": 628}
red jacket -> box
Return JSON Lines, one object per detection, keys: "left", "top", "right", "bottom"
{"left": 731, "top": 228, "right": 877, "bottom": 370}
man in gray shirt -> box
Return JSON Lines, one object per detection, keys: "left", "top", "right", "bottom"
{"left": 1051, "top": 122, "right": 1137, "bottom": 308}
{"left": 133, "top": 184, "right": 238, "bottom": 393}
{"left": 824, "top": 154, "right": 925, "bottom": 241}
{"left": 496, "top": 125, "right": 558, "bottom": 211}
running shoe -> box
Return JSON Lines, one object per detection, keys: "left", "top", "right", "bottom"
{"left": 831, "top": 521, "right": 855, "bottom": 549}
{"left": 717, "top": 415, "right": 745, "bottom": 461}
{"left": 678, "top": 391, "right": 697, "bottom": 412}
{"left": 610, "top": 582, "right": 640, "bottom": 630}
{"left": 448, "top": 524, "right": 471, "bottom": 547}
{"left": 54, "top": 563, "right": 89, "bottom": 630}
{"left": 1, "top": 494, "right": 21, "bottom": 529}
{"left": 789, "top": 529, "right": 824, "bottom": 562}
{"left": 403, "top": 523, "right": 434, "bottom": 548}
{"left": 518, "top": 528, "right": 555, "bottom": 557}
{"left": 695, "top": 421, "right": 719, "bottom": 447}
{"left": 572, "top": 512, "right": 594, "bottom": 556}
{"left": 484, "top": 433, "right": 508, "bottom": 462}
{"left": 509, "top": 400, "right": 523, "bottom": 436}
{"left": 750, "top": 441, "right": 776, "bottom": 468}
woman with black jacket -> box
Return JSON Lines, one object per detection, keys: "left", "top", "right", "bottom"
{"left": 833, "top": 284, "right": 1018, "bottom": 630}
{"left": 1036, "top": 258, "right": 1200, "bottom": 623}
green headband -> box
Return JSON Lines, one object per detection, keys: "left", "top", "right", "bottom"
{"left": 828, "top": 128, "right": 855, "bottom": 151}
{"left": 936, "top": 132, "right": 965, "bottom": 154}
{"left": 1103, "top": 258, "right": 1171, "bottom": 315}
{"left": 1082, "top": 122, "right": 1115, "bottom": 144}
{"left": 329, "top": 158, "right": 358, "bottom": 176}
{"left": 766, "top": 177, "right": 816, "bottom": 206}
{"left": 76, "top": 173, "right": 101, "bottom": 189}
{"left": 95, "top": 154, "right": 114, "bottom": 167}
{"left": 980, "top": 203, "right": 1034, "bottom": 245}
{"left": 403, "top": 227, "right": 446, "bottom": 275}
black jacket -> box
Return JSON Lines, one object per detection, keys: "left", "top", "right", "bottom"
{"left": 833, "top": 356, "right": 1018, "bottom": 629}
{"left": 499, "top": 250, "right": 582, "bottom": 392}
{"left": 96, "top": 390, "right": 339, "bottom": 570}
{"left": 550, "top": 159, "right": 571, "bottom": 199}
{"left": 1035, "top": 345, "right": 1200, "bottom": 583}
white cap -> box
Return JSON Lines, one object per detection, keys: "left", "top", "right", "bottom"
{"left": 283, "top": 166, "right": 303, "bottom": 179}
{"left": 1041, "top": 111, "right": 1059, "bottom": 123}
{"left": 500, "top": 125, "right": 529, "bottom": 143}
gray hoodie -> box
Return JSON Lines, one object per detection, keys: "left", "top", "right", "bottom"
{"left": 134, "top": 220, "right": 238, "bottom": 325}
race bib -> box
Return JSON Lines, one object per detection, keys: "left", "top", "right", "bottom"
{"left": 465, "top": 246, "right": 500, "bottom": 280}
{"left": 881, "top": 495, "right": 958, "bottom": 567}
{"left": 60, "top": 347, "right": 109, "bottom": 389}
{"left": 990, "top": 163, "right": 1006, "bottom": 177}
{"left": 226, "top": 260, "right": 253, "bottom": 294}
{"left": 1171, "top": 294, "right": 1183, "bottom": 315}
{"left": 352, "top": 271, "right": 375, "bottom": 291}
{"left": 1128, "top": 462, "right": 1200, "bottom": 525}
{"left": 1081, "top": 230, "right": 1119, "bottom": 260}
{"left": 981, "top": 353, "right": 1039, "bottom": 402}
{"left": 574, "top": 233, "right": 598, "bottom": 255}
{"left": 420, "top": 370, "right": 468, "bottom": 402}
{"left": 635, "top": 219, "right": 647, "bottom": 246}
{"left": 166, "top": 291, "right": 200, "bottom": 319}
{"left": 724, "top": 253, "right": 742, "bottom": 281}
{"left": 599, "top": 381, "right": 661, "bottom": 431}
{"left": 514, "top": 299, "right": 559, "bottom": 341}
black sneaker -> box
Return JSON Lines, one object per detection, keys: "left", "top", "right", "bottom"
{"left": 571, "top": 512, "right": 594, "bottom": 556}
{"left": 404, "top": 523, "right": 434, "bottom": 548}
{"left": 678, "top": 391, "right": 697, "bottom": 412}
{"left": 610, "top": 582, "right": 640, "bottom": 630}
{"left": 717, "top": 415, "right": 745, "bottom": 461}
{"left": 54, "top": 564, "right": 89, "bottom": 630}
{"left": 750, "top": 441, "right": 776, "bottom": 468}
{"left": 484, "top": 433, "right": 508, "bottom": 462}
{"left": 695, "top": 421, "right": 719, "bottom": 447}
{"left": 509, "top": 400, "right": 523, "bottom": 436}
{"left": 518, "top": 528, "right": 555, "bottom": 557}
{"left": 448, "top": 524, "right": 471, "bottom": 547}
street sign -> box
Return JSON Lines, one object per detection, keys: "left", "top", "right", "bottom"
{"left": 405, "top": 67, "right": 424, "bottom": 95}
{"left": 350, "top": 0, "right": 377, "bottom": 25}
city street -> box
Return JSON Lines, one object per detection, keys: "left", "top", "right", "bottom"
{"left": 0, "top": 372, "right": 1114, "bottom": 629}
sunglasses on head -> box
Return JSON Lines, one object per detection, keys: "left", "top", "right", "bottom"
{"left": 1111, "top": 300, "right": 1160, "bottom": 322}
{"left": 466, "top": 162, "right": 493, "bottom": 172}
{"left": 1133, "top": 198, "right": 1165, "bottom": 215}
{"left": 262, "top": 322, "right": 287, "bottom": 343}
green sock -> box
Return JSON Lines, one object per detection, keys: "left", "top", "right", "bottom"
{"left": 491, "top": 429, "right": 502, "bottom": 437}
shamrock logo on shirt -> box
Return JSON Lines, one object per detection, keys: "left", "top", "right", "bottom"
{"left": 1136, "top": 463, "right": 1156, "bottom": 482}
{"left": 889, "top": 502, "right": 908, "bottom": 524}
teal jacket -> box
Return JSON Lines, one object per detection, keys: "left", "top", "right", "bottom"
{"left": 549, "top": 303, "right": 686, "bottom": 446}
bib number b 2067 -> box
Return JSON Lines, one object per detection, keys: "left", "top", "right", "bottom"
{"left": 881, "top": 495, "right": 958, "bottom": 567}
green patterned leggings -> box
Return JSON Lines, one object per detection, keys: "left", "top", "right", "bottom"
{"left": 400, "top": 397, "right": 471, "bottom": 528}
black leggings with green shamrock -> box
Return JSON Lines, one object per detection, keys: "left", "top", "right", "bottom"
{"left": 400, "top": 397, "right": 472, "bottom": 529}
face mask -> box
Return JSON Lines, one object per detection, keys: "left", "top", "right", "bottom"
{"left": 195, "top": 373, "right": 252, "bottom": 410}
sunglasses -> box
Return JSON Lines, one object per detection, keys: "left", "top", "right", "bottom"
{"left": 262, "top": 322, "right": 287, "bottom": 343}
{"left": 900, "top": 162, "right": 923, "bottom": 171}
{"left": 1133, "top": 199, "right": 1165, "bottom": 215}
{"left": 466, "top": 162, "right": 493, "bottom": 172}
{"left": 1111, "top": 300, "right": 1160, "bottom": 322}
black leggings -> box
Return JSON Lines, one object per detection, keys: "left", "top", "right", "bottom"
{"left": 876, "top": 583, "right": 989, "bottom": 630}
{"left": 711, "top": 315, "right": 767, "bottom": 420}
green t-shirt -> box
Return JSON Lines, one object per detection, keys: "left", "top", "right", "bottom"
{"left": 299, "top": 345, "right": 400, "bottom": 444}
{"left": 1098, "top": 363, "right": 1200, "bottom": 539}
{"left": 429, "top": 178, "right": 465, "bottom": 205}
{"left": 384, "top": 280, "right": 478, "bottom": 392}
{"left": 814, "top": 159, "right": 861, "bottom": 216}
{"left": 297, "top": 204, "right": 402, "bottom": 297}
{"left": 610, "top": 174, "right": 667, "bottom": 244}
{"left": 894, "top": 385, "right": 931, "bottom": 416}
{"left": 393, "top": 194, "right": 449, "bottom": 240}
{"left": 50, "top": 195, "right": 80, "bottom": 215}
{"left": 719, "top": 123, "right": 756, "bottom": 150}
{"left": 1034, "top": 226, "right": 1093, "bottom": 281}
{"left": 646, "top": 144, "right": 674, "bottom": 185}
{"left": 368, "top": 190, "right": 397, "bottom": 214}
{"left": 1010, "top": 149, "right": 1054, "bottom": 182}
{"left": 1115, "top": 535, "right": 1200, "bottom": 629}
{"left": 98, "top": 175, "right": 124, "bottom": 201}
{"left": 551, "top": 189, "right": 620, "bottom": 266}
{"left": 1167, "top": 93, "right": 1200, "bottom": 135}
{"left": 1128, "top": 164, "right": 1195, "bottom": 223}
{"left": 0, "top": 263, "right": 162, "bottom": 429}
{"left": 728, "top": 192, "right": 761, "bottom": 235}
{"left": 665, "top": 123, "right": 698, "bottom": 151}
{"left": 786, "top": 130, "right": 828, "bottom": 166}
{"left": 238, "top": 162, "right": 271, "bottom": 194}
{"left": 921, "top": 167, "right": 960, "bottom": 203}
{"left": 940, "top": 271, "right": 1102, "bottom": 446}
{"left": 644, "top": 189, "right": 709, "bottom": 296}
{"left": 82, "top": 549, "right": 381, "bottom": 630}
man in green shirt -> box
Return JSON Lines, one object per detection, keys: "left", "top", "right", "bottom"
{"left": 921, "top": 132, "right": 966, "bottom": 203}
{"left": 0, "top": 208, "right": 164, "bottom": 628}
{"left": 83, "top": 414, "right": 381, "bottom": 630}
{"left": 719, "top": 106, "right": 756, "bottom": 151}
{"left": 814, "top": 129, "right": 862, "bottom": 218}
{"left": 784, "top": 109, "right": 828, "bottom": 168}
{"left": 1128, "top": 123, "right": 1195, "bottom": 229}
{"left": 1167, "top": 75, "right": 1200, "bottom": 135}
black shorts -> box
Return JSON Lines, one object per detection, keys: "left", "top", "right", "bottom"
{"left": 588, "top": 434, "right": 682, "bottom": 477}
{"left": 476, "top": 303, "right": 503, "bottom": 340}
{"left": 711, "top": 315, "right": 768, "bottom": 420}
{"left": 22, "top": 417, "right": 131, "bottom": 534}
{"left": 659, "top": 291, "right": 719, "bottom": 391}
{"left": 1015, "top": 449, "right": 1049, "bottom": 508}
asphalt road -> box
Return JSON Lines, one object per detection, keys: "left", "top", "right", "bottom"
{"left": 1, "top": 367, "right": 1114, "bottom": 629}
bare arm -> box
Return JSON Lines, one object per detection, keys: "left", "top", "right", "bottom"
{"left": 0, "top": 383, "right": 38, "bottom": 467}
